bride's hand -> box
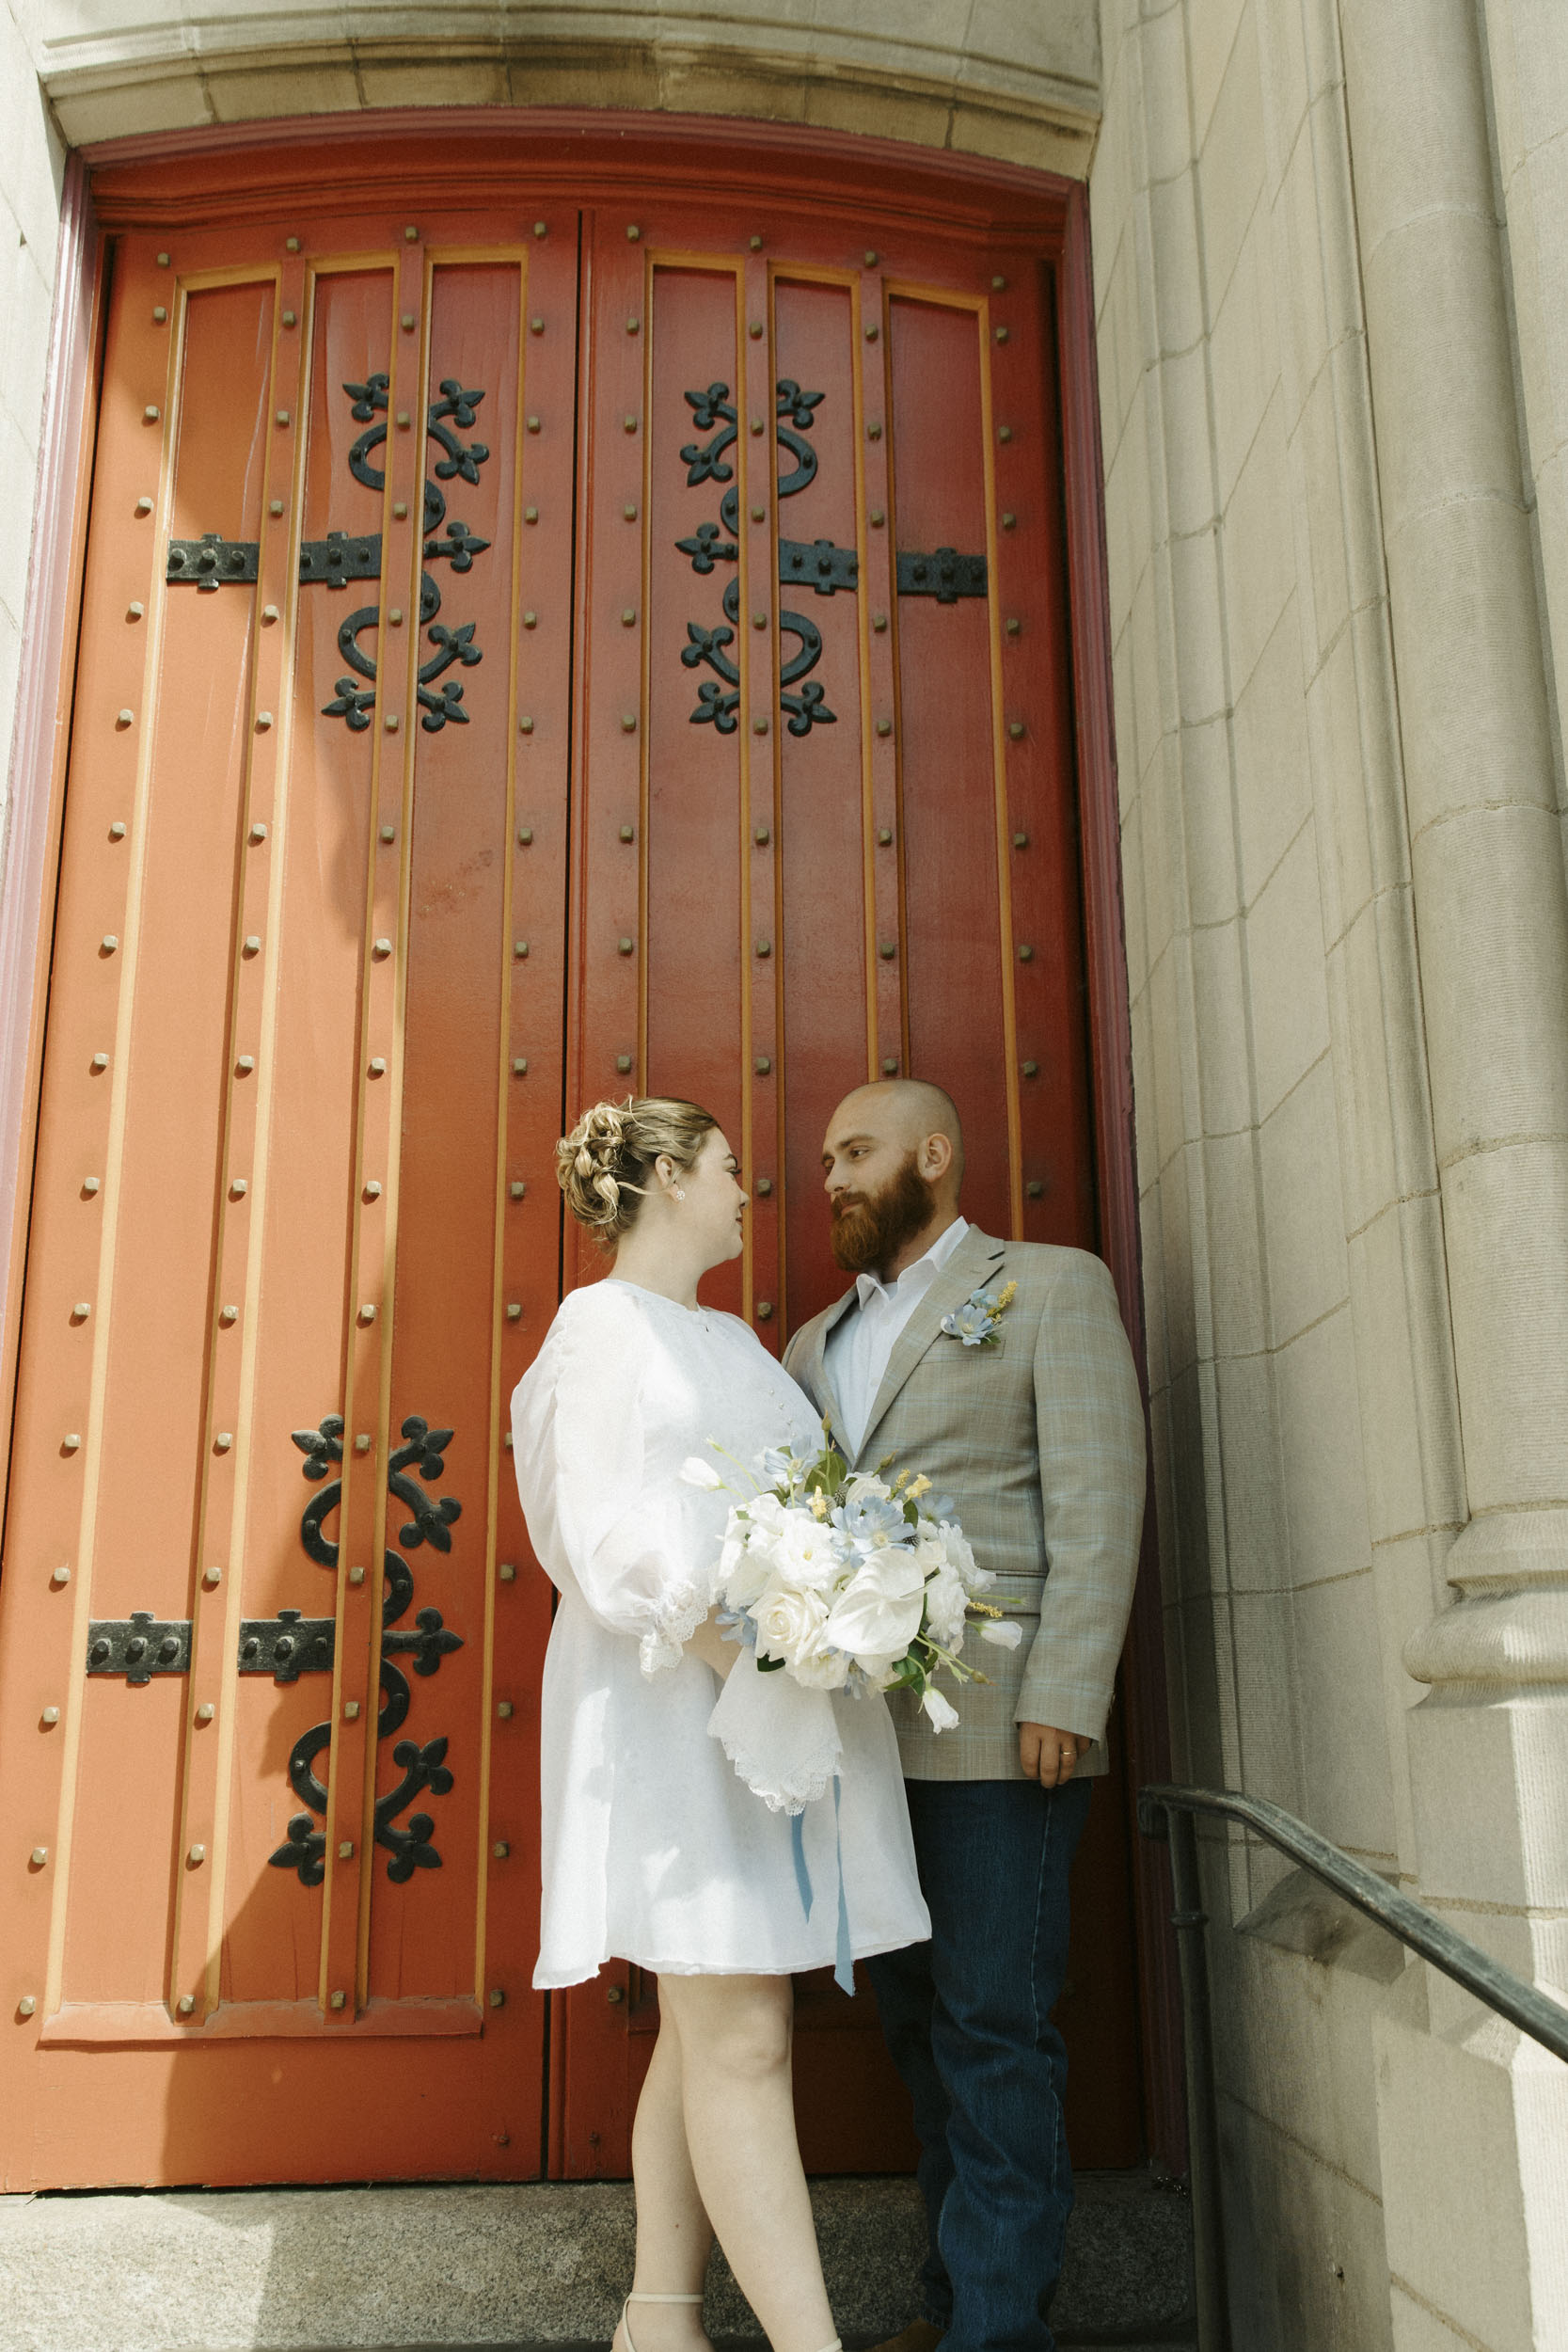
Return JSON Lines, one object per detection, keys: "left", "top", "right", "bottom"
{"left": 686, "top": 1608, "right": 738, "bottom": 1680}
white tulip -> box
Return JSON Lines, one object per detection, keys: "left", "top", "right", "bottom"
{"left": 978, "top": 1619, "right": 1023, "bottom": 1648}
{"left": 921, "top": 1686, "right": 961, "bottom": 1732}
{"left": 680, "top": 1456, "right": 724, "bottom": 1489}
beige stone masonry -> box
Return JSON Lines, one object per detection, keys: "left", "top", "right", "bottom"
{"left": 19, "top": 0, "right": 1100, "bottom": 173}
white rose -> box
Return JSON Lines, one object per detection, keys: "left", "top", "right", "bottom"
{"left": 788, "top": 1641, "right": 853, "bottom": 1691}
{"left": 923, "top": 1563, "right": 970, "bottom": 1647}
{"left": 772, "top": 1510, "right": 849, "bottom": 1594}
{"left": 843, "top": 1472, "right": 892, "bottom": 1505}
{"left": 753, "top": 1578, "right": 831, "bottom": 1668}
{"left": 979, "top": 1618, "right": 1023, "bottom": 1648}
{"left": 922, "top": 1686, "right": 960, "bottom": 1732}
{"left": 824, "top": 1549, "right": 926, "bottom": 1670}
{"left": 680, "top": 1456, "right": 724, "bottom": 1490}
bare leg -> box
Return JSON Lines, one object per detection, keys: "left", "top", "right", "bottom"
{"left": 656, "top": 1972, "right": 837, "bottom": 2352}
{"left": 614, "top": 2005, "right": 715, "bottom": 2352}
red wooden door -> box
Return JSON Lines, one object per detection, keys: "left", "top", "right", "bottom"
{"left": 0, "top": 136, "right": 1143, "bottom": 2190}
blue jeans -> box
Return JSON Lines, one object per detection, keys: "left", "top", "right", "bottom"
{"left": 865, "top": 1775, "right": 1092, "bottom": 2352}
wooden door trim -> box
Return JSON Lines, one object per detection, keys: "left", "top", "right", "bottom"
{"left": 0, "top": 156, "right": 104, "bottom": 1502}
{"left": 81, "top": 111, "right": 1078, "bottom": 241}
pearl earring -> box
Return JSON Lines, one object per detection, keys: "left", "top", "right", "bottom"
{"left": 673, "top": 1185, "right": 686, "bottom": 1201}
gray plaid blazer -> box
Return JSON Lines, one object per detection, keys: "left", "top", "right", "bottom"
{"left": 783, "top": 1226, "right": 1147, "bottom": 1782}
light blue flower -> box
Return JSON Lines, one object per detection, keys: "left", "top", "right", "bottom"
{"left": 941, "top": 1300, "right": 997, "bottom": 1346}
{"left": 759, "top": 1443, "right": 800, "bottom": 1486}
{"left": 832, "top": 1492, "right": 912, "bottom": 1554}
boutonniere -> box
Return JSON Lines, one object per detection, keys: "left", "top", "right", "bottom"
{"left": 940, "top": 1280, "right": 1017, "bottom": 1348}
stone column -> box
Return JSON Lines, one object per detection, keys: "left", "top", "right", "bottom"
{"left": 1338, "top": 1, "right": 1568, "bottom": 2340}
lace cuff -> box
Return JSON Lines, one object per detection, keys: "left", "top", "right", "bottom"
{"left": 707, "top": 1647, "right": 844, "bottom": 1815}
{"left": 638, "top": 1578, "right": 709, "bottom": 1678}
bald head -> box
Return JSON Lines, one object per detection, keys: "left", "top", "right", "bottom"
{"left": 831, "top": 1079, "right": 965, "bottom": 1183}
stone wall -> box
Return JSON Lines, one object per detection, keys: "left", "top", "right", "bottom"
{"left": 1092, "top": 0, "right": 1568, "bottom": 2345}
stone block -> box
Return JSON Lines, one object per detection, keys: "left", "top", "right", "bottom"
{"left": 1244, "top": 815, "right": 1330, "bottom": 1123}
{"left": 1093, "top": 227, "right": 1147, "bottom": 456}
{"left": 1374, "top": 1960, "right": 1556, "bottom": 2352}
{"left": 1256, "top": 0, "right": 1310, "bottom": 188}
{"left": 1343, "top": 1193, "right": 1460, "bottom": 1548}
{"left": 1168, "top": 524, "right": 1227, "bottom": 725}
{"left": 1191, "top": 920, "right": 1252, "bottom": 1140}
{"left": 1148, "top": 935, "right": 1193, "bottom": 1174}
{"left": 1231, "top": 591, "right": 1310, "bottom": 911}
{"left": 1302, "top": 615, "right": 1376, "bottom": 949}
{"left": 1139, "top": 734, "right": 1180, "bottom": 969}
{"left": 1440, "top": 1134, "right": 1568, "bottom": 1514}
{"left": 0, "top": 243, "right": 55, "bottom": 459}
{"left": 1102, "top": 370, "right": 1153, "bottom": 644}
{"left": 0, "top": 405, "right": 37, "bottom": 644}
{"left": 1148, "top": 167, "right": 1204, "bottom": 358}
{"left": 1127, "top": 559, "right": 1165, "bottom": 793}
{"left": 1217, "top": 389, "right": 1293, "bottom": 703}
{"left": 1185, "top": 0, "right": 1250, "bottom": 156}
{"left": 1258, "top": 1052, "right": 1348, "bottom": 1348}
{"left": 1275, "top": 1303, "right": 1371, "bottom": 1588}
{"left": 1407, "top": 1686, "right": 1568, "bottom": 1916}
{"left": 1195, "top": 3, "right": 1266, "bottom": 318}
{"left": 1138, "top": 1, "right": 1192, "bottom": 187}
{"left": 1228, "top": 1586, "right": 1304, "bottom": 1805}
{"left": 52, "top": 65, "right": 213, "bottom": 144}
{"left": 1178, "top": 713, "right": 1240, "bottom": 927}
{"left": 1292, "top": 357, "right": 1352, "bottom": 657}
{"left": 1157, "top": 341, "right": 1218, "bottom": 540}
{"left": 1293, "top": 1569, "right": 1399, "bottom": 1859}
{"left": 1216, "top": 2049, "right": 1395, "bottom": 2352}
{"left": 1214, "top": 1349, "right": 1285, "bottom": 1590}
{"left": 1208, "top": 222, "right": 1278, "bottom": 516}
{"left": 204, "top": 58, "right": 366, "bottom": 119}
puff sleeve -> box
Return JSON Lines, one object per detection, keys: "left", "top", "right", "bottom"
{"left": 512, "top": 1285, "right": 713, "bottom": 1677}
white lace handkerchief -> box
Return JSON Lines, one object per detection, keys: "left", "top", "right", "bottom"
{"left": 707, "top": 1645, "right": 844, "bottom": 1816}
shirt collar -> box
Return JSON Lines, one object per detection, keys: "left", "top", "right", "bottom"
{"left": 853, "top": 1216, "right": 970, "bottom": 1311}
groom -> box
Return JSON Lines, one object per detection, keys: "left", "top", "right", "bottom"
{"left": 783, "top": 1079, "right": 1146, "bottom": 2352}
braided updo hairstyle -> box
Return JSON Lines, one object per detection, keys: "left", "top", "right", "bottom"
{"left": 556, "top": 1096, "right": 719, "bottom": 1246}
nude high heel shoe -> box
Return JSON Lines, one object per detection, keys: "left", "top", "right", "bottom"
{"left": 620, "top": 2292, "right": 706, "bottom": 2352}
{"left": 620, "top": 2292, "right": 839, "bottom": 2352}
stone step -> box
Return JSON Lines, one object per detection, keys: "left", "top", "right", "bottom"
{"left": 0, "top": 2172, "right": 1194, "bottom": 2352}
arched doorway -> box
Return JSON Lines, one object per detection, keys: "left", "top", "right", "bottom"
{"left": 0, "top": 119, "right": 1158, "bottom": 2187}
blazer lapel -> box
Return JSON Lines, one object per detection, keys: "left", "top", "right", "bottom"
{"left": 802, "top": 1286, "right": 859, "bottom": 1445}
{"left": 857, "top": 1226, "right": 1007, "bottom": 1460}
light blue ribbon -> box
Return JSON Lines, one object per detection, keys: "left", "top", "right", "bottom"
{"left": 789, "top": 1778, "right": 855, "bottom": 1997}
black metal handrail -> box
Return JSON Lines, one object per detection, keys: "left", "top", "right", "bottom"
{"left": 1138, "top": 1782, "right": 1568, "bottom": 2352}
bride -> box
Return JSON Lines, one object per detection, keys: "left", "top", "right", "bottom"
{"left": 512, "top": 1096, "right": 929, "bottom": 2352}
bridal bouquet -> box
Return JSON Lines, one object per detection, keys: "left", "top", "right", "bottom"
{"left": 682, "top": 1434, "right": 1021, "bottom": 1730}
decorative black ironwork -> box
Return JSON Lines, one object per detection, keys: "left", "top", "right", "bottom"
{"left": 166, "top": 377, "right": 492, "bottom": 736}
{"left": 896, "top": 547, "right": 988, "bottom": 601}
{"left": 269, "top": 1412, "right": 464, "bottom": 1887}
{"left": 677, "top": 378, "right": 838, "bottom": 735}
{"left": 674, "top": 373, "right": 990, "bottom": 730}
{"left": 86, "top": 1613, "right": 191, "bottom": 1684}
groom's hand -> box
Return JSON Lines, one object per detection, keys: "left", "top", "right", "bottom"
{"left": 1020, "top": 1723, "right": 1090, "bottom": 1787}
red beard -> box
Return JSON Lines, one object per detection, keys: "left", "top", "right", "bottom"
{"left": 830, "top": 1151, "right": 939, "bottom": 1275}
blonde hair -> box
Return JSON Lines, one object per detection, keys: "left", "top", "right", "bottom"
{"left": 556, "top": 1096, "right": 719, "bottom": 1244}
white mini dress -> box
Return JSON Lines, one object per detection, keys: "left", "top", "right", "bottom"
{"left": 512, "top": 1278, "right": 930, "bottom": 1989}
